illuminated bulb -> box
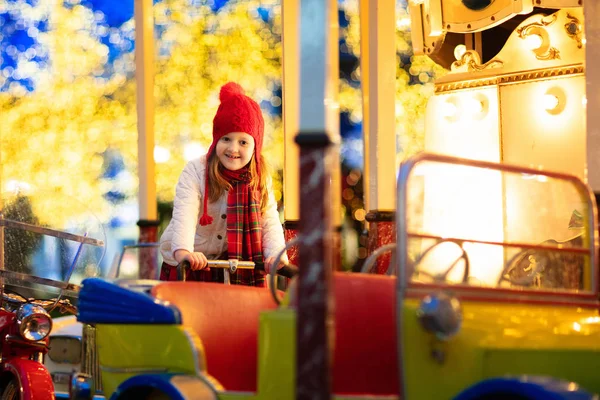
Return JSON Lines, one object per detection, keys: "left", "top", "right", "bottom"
{"left": 542, "top": 94, "right": 559, "bottom": 111}
{"left": 524, "top": 34, "right": 543, "bottom": 50}
{"left": 154, "top": 146, "right": 171, "bottom": 163}
{"left": 582, "top": 96, "right": 588, "bottom": 107}
{"left": 441, "top": 102, "right": 457, "bottom": 118}
{"left": 184, "top": 142, "right": 205, "bottom": 161}
{"left": 453, "top": 44, "right": 467, "bottom": 61}
{"left": 464, "top": 97, "right": 483, "bottom": 114}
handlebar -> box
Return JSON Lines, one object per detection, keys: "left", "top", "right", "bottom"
{"left": 177, "top": 259, "right": 298, "bottom": 282}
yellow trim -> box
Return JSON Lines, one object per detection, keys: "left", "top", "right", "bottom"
{"left": 97, "top": 324, "right": 204, "bottom": 396}
{"left": 402, "top": 298, "right": 600, "bottom": 398}
{"left": 256, "top": 308, "right": 296, "bottom": 399}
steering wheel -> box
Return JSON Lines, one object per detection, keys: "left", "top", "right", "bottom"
{"left": 411, "top": 239, "right": 470, "bottom": 284}
{"left": 361, "top": 243, "right": 396, "bottom": 275}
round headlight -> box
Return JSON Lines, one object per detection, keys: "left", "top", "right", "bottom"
{"left": 416, "top": 293, "right": 462, "bottom": 340}
{"left": 17, "top": 303, "right": 52, "bottom": 341}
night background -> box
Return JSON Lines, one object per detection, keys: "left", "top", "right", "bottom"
{"left": 0, "top": 0, "right": 443, "bottom": 271}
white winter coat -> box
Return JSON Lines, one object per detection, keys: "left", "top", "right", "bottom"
{"left": 160, "top": 155, "right": 288, "bottom": 266}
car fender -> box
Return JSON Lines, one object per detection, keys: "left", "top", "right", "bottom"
{"left": 454, "top": 376, "right": 598, "bottom": 400}
{"left": 109, "top": 373, "right": 218, "bottom": 400}
{"left": 3, "top": 358, "right": 55, "bottom": 400}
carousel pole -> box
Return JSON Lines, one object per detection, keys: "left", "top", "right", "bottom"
{"left": 360, "top": 0, "right": 397, "bottom": 273}
{"left": 284, "top": 1, "right": 341, "bottom": 272}
{"left": 584, "top": 2, "right": 600, "bottom": 274}
{"left": 585, "top": 2, "right": 600, "bottom": 205}
{"left": 329, "top": 5, "right": 342, "bottom": 272}
{"left": 134, "top": 0, "right": 159, "bottom": 279}
{"left": 282, "top": 0, "right": 300, "bottom": 267}
{"left": 295, "top": 0, "right": 339, "bottom": 398}
{"left": 0, "top": 117, "right": 3, "bottom": 280}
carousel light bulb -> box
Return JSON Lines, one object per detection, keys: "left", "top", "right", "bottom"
{"left": 464, "top": 97, "right": 483, "bottom": 115}
{"left": 543, "top": 94, "right": 559, "bottom": 111}
{"left": 442, "top": 102, "right": 457, "bottom": 118}
{"left": 453, "top": 44, "right": 467, "bottom": 61}
{"left": 524, "top": 34, "right": 543, "bottom": 50}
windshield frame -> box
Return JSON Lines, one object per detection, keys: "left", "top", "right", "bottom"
{"left": 0, "top": 216, "right": 105, "bottom": 297}
{"left": 396, "top": 152, "right": 599, "bottom": 302}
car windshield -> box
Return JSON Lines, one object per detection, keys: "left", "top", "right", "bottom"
{"left": 0, "top": 190, "right": 106, "bottom": 300}
{"left": 400, "top": 154, "right": 596, "bottom": 293}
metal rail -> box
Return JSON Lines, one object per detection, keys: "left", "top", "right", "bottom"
{"left": 0, "top": 217, "right": 103, "bottom": 298}
{"left": 0, "top": 219, "right": 104, "bottom": 247}
{"left": 0, "top": 269, "right": 80, "bottom": 297}
{"left": 407, "top": 232, "right": 591, "bottom": 255}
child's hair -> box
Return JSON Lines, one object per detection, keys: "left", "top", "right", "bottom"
{"left": 207, "top": 153, "right": 270, "bottom": 212}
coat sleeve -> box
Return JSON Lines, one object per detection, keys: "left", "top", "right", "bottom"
{"left": 261, "top": 176, "right": 289, "bottom": 263}
{"left": 170, "top": 160, "right": 203, "bottom": 256}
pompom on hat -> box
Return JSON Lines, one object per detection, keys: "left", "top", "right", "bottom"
{"left": 199, "top": 82, "right": 265, "bottom": 226}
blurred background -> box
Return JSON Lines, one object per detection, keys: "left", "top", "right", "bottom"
{"left": 0, "top": 0, "right": 444, "bottom": 274}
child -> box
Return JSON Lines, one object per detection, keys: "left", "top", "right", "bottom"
{"left": 159, "top": 82, "right": 288, "bottom": 287}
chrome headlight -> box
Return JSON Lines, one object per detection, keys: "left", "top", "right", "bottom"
{"left": 17, "top": 303, "right": 52, "bottom": 341}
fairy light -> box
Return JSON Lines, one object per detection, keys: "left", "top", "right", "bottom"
{"left": 183, "top": 142, "right": 205, "bottom": 162}
{"left": 154, "top": 146, "right": 171, "bottom": 163}
{"left": 464, "top": 97, "right": 483, "bottom": 115}
{"left": 2, "top": 0, "right": 442, "bottom": 233}
{"left": 442, "top": 102, "right": 458, "bottom": 118}
{"left": 1, "top": 0, "right": 284, "bottom": 223}
{"left": 453, "top": 44, "right": 467, "bottom": 61}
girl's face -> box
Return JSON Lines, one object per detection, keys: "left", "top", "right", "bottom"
{"left": 215, "top": 132, "right": 255, "bottom": 171}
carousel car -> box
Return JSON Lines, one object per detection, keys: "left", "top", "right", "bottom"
{"left": 66, "top": 153, "right": 600, "bottom": 399}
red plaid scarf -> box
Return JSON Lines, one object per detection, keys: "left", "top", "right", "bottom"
{"left": 221, "top": 167, "right": 265, "bottom": 287}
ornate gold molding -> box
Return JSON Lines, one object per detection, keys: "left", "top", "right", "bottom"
{"left": 565, "top": 13, "right": 583, "bottom": 49}
{"left": 451, "top": 50, "right": 504, "bottom": 73}
{"left": 516, "top": 14, "right": 560, "bottom": 61}
{"left": 434, "top": 65, "right": 583, "bottom": 93}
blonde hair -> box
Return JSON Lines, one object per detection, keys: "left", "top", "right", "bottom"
{"left": 207, "top": 153, "right": 270, "bottom": 212}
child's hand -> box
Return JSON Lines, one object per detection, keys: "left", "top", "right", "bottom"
{"left": 263, "top": 256, "right": 284, "bottom": 274}
{"left": 184, "top": 251, "right": 210, "bottom": 271}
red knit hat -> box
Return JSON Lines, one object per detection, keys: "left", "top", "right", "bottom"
{"left": 199, "top": 82, "right": 265, "bottom": 226}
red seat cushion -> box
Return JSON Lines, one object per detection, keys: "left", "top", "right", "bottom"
{"left": 151, "top": 282, "right": 277, "bottom": 392}
{"left": 332, "top": 272, "right": 399, "bottom": 395}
